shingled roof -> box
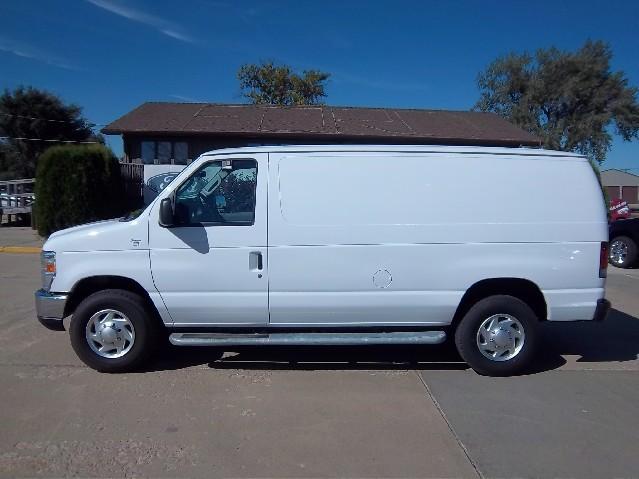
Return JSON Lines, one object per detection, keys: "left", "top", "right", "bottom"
{"left": 102, "top": 102, "right": 540, "bottom": 147}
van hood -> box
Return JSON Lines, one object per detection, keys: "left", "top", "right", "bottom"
{"left": 48, "top": 218, "right": 120, "bottom": 241}
{"left": 44, "top": 217, "right": 148, "bottom": 253}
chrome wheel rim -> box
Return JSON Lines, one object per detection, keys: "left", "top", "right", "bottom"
{"left": 610, "top": 240, "right": 628, "bottom": 266}
{"left": 86, "top": 309, "right": 135, "bottom": 359}
{"left": 476, "top": 314, "right": 525, "bottom": 361}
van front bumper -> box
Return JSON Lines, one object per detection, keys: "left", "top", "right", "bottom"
{"left": 593, "top": 298, "right": 611, "bottom": 322}
{"left": 35, "top": 289, "right": 68, "bottom": 331}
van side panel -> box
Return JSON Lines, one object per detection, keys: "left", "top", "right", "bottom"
{"left": 272, "top": 153, "right": 606, "bottom": 243}
{"left": 267, "top": 152, "right": 607, "bottom": 326}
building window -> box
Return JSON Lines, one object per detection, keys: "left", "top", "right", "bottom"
{"left": 139, "top": 140, "right": 190, "bottom": 165}
{"left": 157, "top": 141, "right": 171, "bottom": 164}
{"left": 141, "top": 141, "right": 156, "bottom": 164}
{"left": 174, "top": 142, "right": 188, "bottom": 165}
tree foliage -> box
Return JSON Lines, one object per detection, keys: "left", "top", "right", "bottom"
{"left": 35, "top": 144, "right": 125, "bottom": 236}
{"left": 475, "top": 40, "right": 639, "bottom": 163}
{"left": 0, "top": 86, "right": 97, "bottom": 179}
{"left": 0, "top": 144, "right": 21, "bottom": 181}
{"left": 220, "top": 169, "right": 256, "bottom": 213}
{"left": 238, "top": 61, "right": 330, "bottom": 106}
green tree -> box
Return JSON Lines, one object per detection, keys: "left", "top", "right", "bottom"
{"left": 238, "top": 61, "right": 330, "bottom": 106}
{"left": 35, "top": 144, "right": 125, "bottom": 236}
{"left": 0, "top": 86, "right": 97, "bottom": 179}
{"left": 0, "top": 143, "right": 21, "bottom": 180}
{"left": 474, "top": 40, "right": 639, "bottom": 163}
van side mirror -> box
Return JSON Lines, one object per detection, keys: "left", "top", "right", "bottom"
{"left": 159, "top": 198, "right": 174, "bottom": 227}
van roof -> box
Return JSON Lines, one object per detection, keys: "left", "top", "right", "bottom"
{"left": 200, "top": 144, "right": 586, "bottom": 159}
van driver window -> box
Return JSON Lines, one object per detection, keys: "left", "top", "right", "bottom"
{"left": 174, "top": 159, "right": 257, "bottom": 226}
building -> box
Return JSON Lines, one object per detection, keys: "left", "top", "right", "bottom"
{"left": 103, "top": 102, "right": 541, "bottom": 204}
{"left": 601, "top": 169, "right": 639, "bottom": 205}
{"left": 102, "top": 102, "right": 541, "bottom": 164}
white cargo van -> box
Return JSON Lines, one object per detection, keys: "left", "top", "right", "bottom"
{"left": 35, "top": 145, "right": 610, "bottom": 376}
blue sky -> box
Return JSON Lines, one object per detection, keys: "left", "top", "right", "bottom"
{"left": 1, "top": 0, "right": 638, "bottom": 169}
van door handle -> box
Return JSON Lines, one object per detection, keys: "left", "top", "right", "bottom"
{"left": 249, "top": 251, "right": 263, "bottom": 273}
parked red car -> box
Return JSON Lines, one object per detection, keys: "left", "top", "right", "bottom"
{"left": 609, "top": 198, "right": 631, "bottom": 222}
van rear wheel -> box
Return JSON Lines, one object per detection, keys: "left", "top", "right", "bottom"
{"left": 69, "top": 289, "right": 157, "bottom": 373}
{"left": 454, "top": 295, "right": 539, "bottom": 376}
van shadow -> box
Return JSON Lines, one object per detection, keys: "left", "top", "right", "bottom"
{"left": 144, "top": 308, "right": 639, "bottom": 374}
{"left": 536, "top": 308, "right": 639, "bottom": 366}
{"left": 147, "top": 342, "right": 468, "bottom": 373}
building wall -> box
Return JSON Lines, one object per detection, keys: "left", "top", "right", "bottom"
{"left": 602, "top": 170, "right": 639, "bottom": 204}
{"left": 123, "top": 134, "right": 344, "bottom": 164}
{"left": 124, "top": 135, "right": 210, "bottom": 163}
{"left": 622, "top": 186, "right": 638, "bottom": 204}
{"left": 120, "top": 133, "right": 481, "bottom": 164}
{"left": 601, "top": 169, "right": 639, "bottom": 187}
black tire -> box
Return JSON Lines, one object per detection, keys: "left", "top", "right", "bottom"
{"left": 69, "top": 289, "right": 158, "bottom": 373}
{"left": 609, "top": 236, "right": 638, "bottom": 269}
{"left": 454, "top": 295, "right": 539, "bottom": 376}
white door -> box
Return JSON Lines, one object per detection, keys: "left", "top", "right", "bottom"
{"left": 148, "top": 154, "right": 268, "bottom": 326}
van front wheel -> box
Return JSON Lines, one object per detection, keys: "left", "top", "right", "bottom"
{"left": 454, "top": 295, "right": 539, "bottom": 376}
{"left": 69, "top": 289, "right": 157, "bottom": 373}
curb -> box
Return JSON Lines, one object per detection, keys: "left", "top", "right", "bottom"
{"left": 0, "top": 246, "right": 42, "bottom": 254}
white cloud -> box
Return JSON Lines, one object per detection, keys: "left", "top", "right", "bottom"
{"left": 0, "top": 37, "right": 79, "bottom": 70}
{"left": 86, "top": 0, "right": 195, "bottom": 43}
{"left": 161, "top": 29, "right": 192, "bottom": 43}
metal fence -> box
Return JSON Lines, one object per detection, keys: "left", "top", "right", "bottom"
{"left": 0, "top": 178, "right": 35, "bottom": 224}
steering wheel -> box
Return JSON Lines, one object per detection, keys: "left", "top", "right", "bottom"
{"left": 197, "top": 191, "right": 224, "bottom": 223}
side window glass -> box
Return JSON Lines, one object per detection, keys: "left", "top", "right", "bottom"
{"left": 174, "top": 159, "right": 257, "bottom": 226}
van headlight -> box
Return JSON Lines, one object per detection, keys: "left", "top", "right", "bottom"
{"left": 41, "top": 251, "right": 56, "bottom": 291}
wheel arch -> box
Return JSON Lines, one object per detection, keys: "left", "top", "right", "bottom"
{"left": 610, "top": 223, "right": 639, "bottom": 245}
{"left": 451, "top": 278, "right": 547, "bottom": 330}
{"left": 64, "top": 275, "right": 165, "bottom": 330}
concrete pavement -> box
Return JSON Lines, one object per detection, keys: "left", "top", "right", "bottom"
{"left": 422, "top": 369, "right": 639, "bottom": 479}
{"left": 0, "top": 251, "right": 638, "bottom": 477}
{"left": 0, "top": 226, "right": 43, "bottom": 249}
{"left": 0, "top": 254, "right": 477, "bottom": 478}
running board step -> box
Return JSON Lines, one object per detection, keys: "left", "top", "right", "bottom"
{"left": 169, "top": 331, "right": 447, "bottom": 347}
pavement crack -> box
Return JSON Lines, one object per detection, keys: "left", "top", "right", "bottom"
{"left": 415, "top": 371, "right": 484, "bottom": 479}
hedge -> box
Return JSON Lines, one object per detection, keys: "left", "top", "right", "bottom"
{"left": 35, "top": 144, "right": 125, "bottom": 236}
